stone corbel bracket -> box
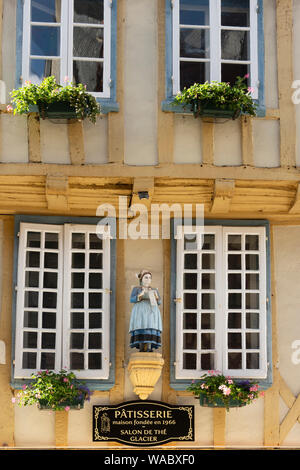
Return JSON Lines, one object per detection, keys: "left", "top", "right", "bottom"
{"left": 210, "top": 178, "right": 235, "bottom": 214}
{"left": 46, "top": 174, "right": 69, "bottom": 211}
{"left": 128, "top": 352, "right": 164, "bottom": 400}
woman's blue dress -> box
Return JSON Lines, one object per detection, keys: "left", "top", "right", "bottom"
{"left": 129, "top": 286, "right": 162, "bottom": 350}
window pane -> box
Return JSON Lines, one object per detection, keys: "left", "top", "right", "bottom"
{"left": 245, "top": 235, "right": 259, "bottom": 251}
{"left": 228, "top": 312, "right": 241, "bottom": 329}
{"left": 24, "top": 291, "right": 39, "bottom": 308}
{"left": 31, "top": 0, "right": 61, "bottom": 23}
{"left": 44, "top": 252, "right": 58, "bottom": 269}
{"left": 43, "top": 272, "right": 57, "bottom": 288}
{"left": 180, "top": 0, "right": 210, "bottom": 26}
{"left": 246, "top": 312, "right": 259, "bottom": 329}
{"left": 227, "top": 235, "right": 241, "bottom": 251}
{"left": 221, "top": 63, "right": 249, "bottom": 86}
{"left": 221, "top": 0, "right": 249, "bottom": 27}
{"left": 202, "top": 253, "right": 214, "bottom": 269}
{"left": 201, "top": 273, "right": 215, "bottom": 289}
{"left": 89, "top": 253, "right": 103, "bottom": 269}
{"left": 24, "top": 311, "right": 38, "bottom": 328}
{"left": 221, "top": 30, "right": 249, "bottom": 61}
{"left": 183, "top": 332, "right": 197, "bottom": 349}
{"left": 74, "top": 0, "right": 104, "bottom": 24}
{"left": 201, "top": 313, "right": 214, "bottom": 329}
{"left": 246, "top": 333, "right": 260, "bottom": 349}
{"left": 72, "top": 252, "right": 85, "bottom": 269}
{"left": 25, "top": 271, "right": 39, "bottom": 288}
{"left": 41, "top": 332, "right": 56, "bottom": 349}
{"left": 73, "top": 27, "right": 104, "bottom": 58}
{"left": 228, "top": 254, "right": 241, "bottom": 270}
{"left": 246, "top": 273, "right": 259, "bottom": 290}
{"left": 202, "top": 234, "right": 215, "bottom": 250}
{"left": 228, "top": 273, "right": 241, "bottom": 289}
{"left": 70, "top": 352, "right": 84, "bottom": 369}
{"left": 31, "top": 26, "right": 60, "bottom": 56}
{"left": 246, "top": 352, "right": 259, "bottom": 369}
{"left": 89, "top": 312, "right": 102, "bottom": 329}
{"left": 246, "top": 254, "right": 259, "bottom": 270}
{"left": 27, "top": 231, "right": 41, "bottom": 248}
{"left": 29, "top": 58, "right": 60, "bottom": 84}
{"left": 23, "top": 331, "right": 37, "bottom": 349}
{"left": 89, "top": 233, "right": 103, "bottom": 250}
{"left": 228, "top": 332, "right": 241, "bottom": 349}
{"left": 45, "top": 232, "right": 59, "bottom": 249}
{"left": 228, "top": 352, "right": 242, "bottom": 369}
{"left": 183, "top": 312, "right": 197, "bottom": 329}
{"left": 41, "top": 352, "right": 55, "bottom": 369}
{"left": 184, "top": 273, "right": 197, "bottom": 289}
{"left": 183, "top": 352, "right": 196, "bottom": 369}
{"left": 89, "top": 293, "right": 102, "bottom": 309}
{"left": 246, "top": 293, "right": 259, "bottom": 309}
{"left": 201, "top": 353, "right": 214, "bottom": 370}
{"left": 71, "top": 333, "right": 84, "bottom": 349}
{"left": 180, "top": 61, "right": 209, "bottom": 89}
{"left": 184, "top": 234, "right": 197, "bottom": 250}
{"left": 42, "top": 312, "right": 56, "bottom": 329}
{"left": 71, "top": 312, "right": 85, "bottom": 329}
{"left": 89, "top": 353, "right": 102, "bottom": 369}
{"left": 73, "top": 60, "right": 103, "bottom": 93}
{"left": 71, "top": 292, "right": 84, "bottom": 309}
{"left": 26, "top": 251, "right": 40, "bottom": 268}
{"left": 184, "top": 293, "right": 197, "bottom": 309}
{"left": 22, "top": 352, "right": 36, "bottom": 369}
{"left": 202, "top": 293, "right": 215, "bottom": 309}
{"left": 201, "top": 333, "right": 214, "bottom": 349}
{"left": 42, "top": 292, "right": 57, "bottom": 309}
{"left": 72, "top": 233, "right": 85, "bottom": 249}
{"left": 72, "top": 272, "right": 85, "bottom": 289}
{"left": 89, "top": 273, "right": 103, "bottom": 289}
{"left": 180, "top": 28, "right": 209, "bottom": 59}
{"left": 89, "top": 333, "right": 102, "bottom": 349}
{"left": 228, "top": 293, "right": 241, "bottom": 309}
{"left": 184, "top": 253, "right": 197, "bottom": 269}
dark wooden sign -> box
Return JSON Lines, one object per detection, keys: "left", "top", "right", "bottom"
{"left": 93, "top": 400, "right": 194, "bottom": 446}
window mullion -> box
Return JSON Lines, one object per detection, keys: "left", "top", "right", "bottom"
{"left": 210, "top": 0, "right": 221, "bottom": 82}
{"left": 250, "top": 0, "right": 259, "bottom": 99}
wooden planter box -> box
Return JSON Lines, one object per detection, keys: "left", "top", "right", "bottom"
{"left": 38, "top": 101, "right": 78, "bottom": 120}
{"left": 37, "top": 397, "right": 85, "bottom": 410}
{"left": 199, "top": 395, "right": 246, "bottom": 409}
{"left": 193, "top": 102, "right": 241, "bottom": 120}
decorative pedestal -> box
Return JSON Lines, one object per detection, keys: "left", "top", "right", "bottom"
{"left": 128, "top": 352, "right": 164, "bottom": 400}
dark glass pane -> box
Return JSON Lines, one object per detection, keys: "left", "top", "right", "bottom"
{"left": 89, "top": 333, "right": 102, "bottom": 349}
{"left": 184, "top": 253, "right": 197, "bottom": 269}
{"left": 180, "top": 61, "right": 209, "bottom": 90}
{"left": 22, "top": 352, "right": 36, "bottom": 369}
{"left": 74, "top": 0, "right": 104, "bottom": 24}
{"left": 183, "top": 352, "right": 196, "bottom": 369}
{"left": 72, "top": 252, "right": 85, "bottom": 269}
{"left": 31, "top": 26, "right": 60, "bottom": 56}
{"left": 44, "top": 252, "right": 58, "bottom": 269}
{"left": 184, "top": 293, "right": 197, "bottom": 309}
{"left": 89, "top": 312, "right": 102, "bottom": 329}
{"left": 73, "top": 27, "right": 104, "bottom": 58}
{"left": 72, "top": 272, "right": 85, "bottom": 289}
{"left": 180, "top": 28, "right": 209, "bottom": 59}
{"left": 246, "top": 312, "right": 259, "bottom": 329}
{"left": 27, "top": 231, "right": 41, "bottom": 248}
{"left": 31, "top": 0, "right": 61, "bottom": 23}
{"left": 71, "top": 292, "right": 84, "bottom": 309}
{"left": 45, "top": 232, "right": 58, "bottom": 249}
{"left": 71, "top": 312, "right": 85, "bottom": 329}
{"left": 228, "top": 273, "right": 241, "bottom": 290}
{"left": 183, "top": 333, "right": 197, "bottom": 349}
{"left": 42, "top": 312, "right": 56, "bottom": 329}
{"left": 221, "top": 30, "right": 249, "bottom": 60}
{"left": 180, "top": 0, "right": 210, "bottom": 25}
{"left": 89, "top": 293, "right": 102, "bottom": 309}
{"left": 201, "top": 313, "right": 214, "bottom": 329}
{"left": 228, "top": 293, "right": 241, "bottom": 309}
{"left": 24, "top": 311, "right": 38, "bottom": 328}
{"left": 72, "top": 233, "right": 85, "bottom": 249}
{"left": 202, "top": 234, "right": 215, "bottom": 250}
{"left": 89, "top": 273, "right": 103, "bottom": 289}
{"left": 246, "top": 333, "right": 260, "bottom": 349}
{"left": 42, "top": 291, "right": 57, "bottom": 309}
{"left": 202, "top": 253, "right": 214, "bottom": 269}
{"left": 71, "top": 333, "right": 84, "bottom": 349}
{"left": 228, "top": 352, "right": 242, "bottom": 369}
{"left": 184, "top": 273, "right": 197, "bottom": 290}
{"left": 246, "top": 293, "right": 259, "bottom": 309}
{"left": 26, "top": 251, "right": 40, "bottom": 268}
{"left": 228, "top": 312, "right": 241, "bottom": 329}
{"left": 184, "top": 234, "right": 197, "bottom": 250}
{"left": 228, "top": 254, "right": 241, "bottom": 270}
{"left": 227, "top": 235, "right": 241, "bottom": 251}
{"left": 41, "top": 332, "right": 56, "bottom": 349}
{"left": 73, "top": 60, "right": 103, "bottom": 93}
{"left": 201, "top": 353, "right": 214, "bottom": 370}
{"left": 246, "top": 273, "right": 259, "bottom": 290}
{"left": 183, "top": 312, "right": 197, "bottom": 329}
{"left": 201, "top": 333, "right": 214, "bottom": 349}
{"left": 23, "top": 331, "right": 37, "bottom": 349}
{"left": 43, "top": 272, "right": 57, "bottom": 288}
{"left": 41, "top": 352, "right": 55, "bottom": 369}
{"left": 89, "top": 253, "right": 103, "bottom": 269}
{"left": 201, "top": 273, "right": 215, "bottom": 289}
{"left": 246, "top": 254, "right": 259, "bottom": 270}
{"left": 245, "top": 235, "right": 259, "bottom": 251}
{"left": 202, "top": 293, "right": 215, "bottom": 309}
{"left": 221, "top": 63, "right": 249, "bottom": 86}
{"left": 88, "top": 353, "right": 102, "bottom": 369}
{"left": 221, "top": 0, "right": 249, "bottom": 27}
{"left": 70, "top": 352, "right": 84, "bottom": 369}
{"left": 228, "top": 333, "right": 241, "bottom": 349}
{"left": 24, "top": 291, "right": 39, "bottom": 308}
{"left": 246, "top": 352, "right": 259, "bottom": 369}
{"left": 25, "top": 271, "right": 39, "bottom": 288}
{"left": 89, "top": 233, "right": 103, "bottom": 250}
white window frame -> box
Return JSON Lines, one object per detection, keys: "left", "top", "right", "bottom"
{"left": 22, "top": 0, "right": 112, "bottom": 98}
{"left": 14, "top": 222, "right": 111, "bottom": 380}
{"left": 175, "top": 225, "right": 267, "bottom": 380}
{"left": 172, "top": 0, "right": 259, "bottom": 99}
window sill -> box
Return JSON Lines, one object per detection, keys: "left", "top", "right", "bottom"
{"left": 161, "top": 99, "right": 266, "bottom": 118}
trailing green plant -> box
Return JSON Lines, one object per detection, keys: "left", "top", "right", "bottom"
{"left": 173, "top": 75, "right": 257, "bottom": 118}
{"left": 12, "top": 369, "right": 92, "bottom": 411}
{"left": 9, "top": 76, "right": 101, "bottom": 123}
{"left": 187, "top": 370, "right": 264, "bottom": 411}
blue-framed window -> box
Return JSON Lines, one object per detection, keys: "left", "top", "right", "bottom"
{"left": 16, "top": 0, "right": 119, "bottom": 114}
{"left": 163, "top": 0, "right": 265, "bottom": 116}
{"left": 170, "top": 219, "right": 272, "bottom": 391}
{"left": 11, "top": 215, "right": 116, "bottom": 391}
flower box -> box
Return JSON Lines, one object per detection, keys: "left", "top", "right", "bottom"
{"left": 194, "top": 103, "right": 241, "bottom": 120}
{"left": 38, "top": 397, "right": 85, "bottom": 411}
{"left": 199, "top": 395, "right": 246, "bottom": 409}
{"left": 38, "top": 101, "right": 78, "bottom": 120}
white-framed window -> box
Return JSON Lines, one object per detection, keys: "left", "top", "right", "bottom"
{"left": 14, "top": 222, "right": 111, "bottom": 380}
{"left": 175, "top": 225, "right": 267, "bottom": 379}
{"left": 21, "top": 0, "right": 112, "bottom": 98}
{"left": 172, "top": 0, "right": 259, "bottom": 99}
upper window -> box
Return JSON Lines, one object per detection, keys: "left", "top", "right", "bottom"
{"left": 172, "top": 223, "right": 269, "bottom": 382}
{"left": 21, "top": 0, "right": 112, "bottom": 99}
{"left": 14, "top": 221, "right": 114, "bottom": 382}
{"left": 171, "top": 0, "right": 259, "bottom": 100}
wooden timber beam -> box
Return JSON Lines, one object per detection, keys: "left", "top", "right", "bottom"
{"left": 129, "top": 176, "right": 155, "bottom": 209}
{"left": 210, "top": 179, "right": 235, "bottom": 214}
{"left": 45, "top": 174, "right": 69, "bottom": 211}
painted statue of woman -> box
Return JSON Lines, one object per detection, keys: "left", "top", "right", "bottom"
{"left": 129, "top": 270, "right": 162, "bottom": 352}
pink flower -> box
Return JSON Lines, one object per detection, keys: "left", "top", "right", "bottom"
{"left": 248, "top": 87, "right": 254, "bottom": 93}
{"left": 24, "top": 80, "right": 31, "bottom": 86}
{"left": 63, "top": 378, "right": 68, "bottom": 382}
{"left": 250, "top": 384, "right": 258, "bottom": 392}
{"left": 64, "top": 406, "right": 70, "bottom": 411}
{"left": 6, "top": 104, "right": 13, "bottom": 113}
{"left": 64, "top": 76, "right": 69, "bottom": 83}
{"left": 260, "top": 391, "right": 265, "bottom": 397}
{"left": 244, "top": 73, "right": 250, "bottom": 79}
{"left": 22, "top": 384, "right": 27, "bottom": 390}
{"left": 11, "top": 397, "right": 16, "bottom": 403}
{"left": 227, "top": 379, "right": 233, "bottom": 384}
